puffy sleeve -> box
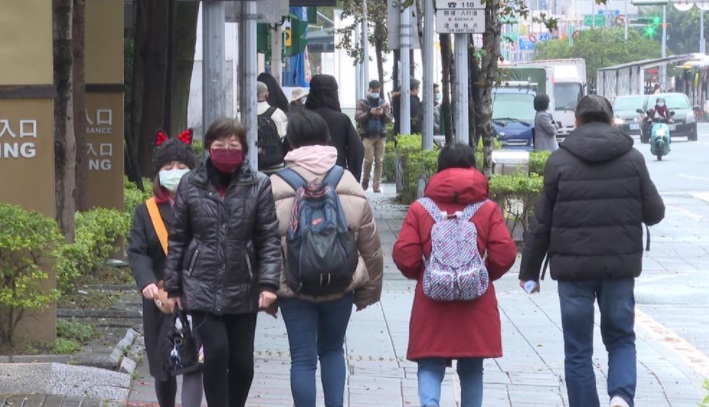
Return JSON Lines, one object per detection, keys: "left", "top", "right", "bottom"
{"left": 392, "top": 203, "right": 425, "bottom": 280}
{"left": 483, "top": 202, "right": 517, "bottom": 281}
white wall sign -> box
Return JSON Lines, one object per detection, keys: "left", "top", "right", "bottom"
{"left": 435, "top": 8, "right": 486, "bottom": 34}
{"left": 0, "top": 119, "right": 38, "bottom": 159}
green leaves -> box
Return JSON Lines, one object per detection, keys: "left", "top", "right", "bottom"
{"left": 56, "top": 207, "right": 131, "bottom": 294}
{"left": 0, "top": 203, "right": 63, "bottom": 345}
{"left": 534, "top": 27, "right": 661, "bottom": 82}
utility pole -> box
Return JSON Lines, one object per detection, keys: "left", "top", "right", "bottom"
{"left": 399, "top": 4, "right": 411, "bottom": 135}
{"left": 661, "top": 5, "right": 667, "bottom": 90}
{"left": 203, "top": 1, "right": 226, "bottom": 148}
{"left": 422, "top": 0, "right": 434, "bottom": 149}
{"left": 271, "top": 24, "right": 283, "bottom": 85}
{"left": 453, "top": 33, "right": 468, "bottom": 143}
{"left": 701, "top": 9, "right": 706, "bottom": 54}
{"left": 241, "top": 0, "right": 259, "bottom": 166}
{"left": 624, "top": 0, "right": 628, "bottom": 41}
{"left": 355, "top": 22, "right": 362, "bottom": 101}
{"left": 362, "top": 0, "right": 370, "bottom": 92}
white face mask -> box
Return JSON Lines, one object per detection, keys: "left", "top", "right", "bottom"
{"left": 159, "top": 168, "right": 190, "bottom": 192}
{"left": 657, "top": 102, "right": 665, "bottom": 107}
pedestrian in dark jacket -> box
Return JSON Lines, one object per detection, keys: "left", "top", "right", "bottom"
{"left": 305, "top": 74, "right": 365, "bottom": 181}
{"left": 127, "top": 130, "right": 203, "bottom": 407}
{"left": 392, "top": 79, "right": 424, "bottom": 135}
{"left": 393, "top": 143, "right": 517, "bottom": 407}
{"left": 355, "top": 79, "right": 393, "bottom": 192}
{"left": 163, "top": 118, "right": 282, "bottom": 407}
{"left": 519, "top": 95, "right": 665, "bottom": 407}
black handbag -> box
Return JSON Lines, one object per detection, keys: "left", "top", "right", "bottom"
{"left": 161, "top": 310, "right": 202, "bottom": 376}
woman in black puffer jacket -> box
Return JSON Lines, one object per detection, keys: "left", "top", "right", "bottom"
{"left": 163, "top": 117, "right": 282, "bottom": 407}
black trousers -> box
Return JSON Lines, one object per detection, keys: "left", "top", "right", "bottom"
{"left": 191, "top": 312, "right": 258, "bottom": 407}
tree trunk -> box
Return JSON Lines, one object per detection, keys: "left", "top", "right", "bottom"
{"left": 72, "top": 0, "right": 88, "bottom": 211}
{"left": 469, "top": 36, "right": 484, "bottom": 148}
{"left": 136, "top": 1, "right": 170, "bottom": 177}
{"left": 53, "top": 0, "right": 77, "bottom": 242}
{"left": 479, "top": 0, "right": 502, "bottom": 177}
{"left": 440, "top": 33, "right": 454, "bottom": 144}
{"left": 130, "top": 0, "right": 146, "bottom": 167}
{"left": 393, "top": 49, "right": 400, "bottom": 90}
{"left": 374, "top": 24, "right": 385, "bottom": 87}
{"left": 468, "top": 36, "right": 477, "bottom": 147}
{"left": 169, "top": 2, "right": 199, "bottom": 135}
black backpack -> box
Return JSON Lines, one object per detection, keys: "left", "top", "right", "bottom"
{"left": 275, "top": 166, "right": 359, "bottom": 296}
{"left": 257, "top": 106, "right": 284, "bottom": 170}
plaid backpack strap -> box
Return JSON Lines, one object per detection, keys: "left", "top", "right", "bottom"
{"left": 416, "top": 197, "right": 445, "bottom": 223}
{"left": 458, "top": 199, "right": 489, "bottom": 220}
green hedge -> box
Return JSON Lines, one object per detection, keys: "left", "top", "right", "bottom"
{"left": 0, "top": 203, "right": 63, "bottom": 345}
{"left": 392, "top": 135, "right": 548, "bottom": 239}
{"left": 56, "top": 208, "right": 131, "bottom": 294}
{"left": 124, "top": 176, "right": 153, "bottom": 216}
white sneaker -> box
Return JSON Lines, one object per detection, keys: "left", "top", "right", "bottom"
{"left": 610, "top": 395, "right": 630, "bottom": 407}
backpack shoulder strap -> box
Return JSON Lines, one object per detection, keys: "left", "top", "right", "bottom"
{"left": 260, "top": 106, "right": 277, "bottom": 119}
{"left": 145, "top": 197, "right": 168, "bottom": 255}
{"left": 275, "top": 167, "right": 308, "bottom": 191}
{"left": 416, "top": 197, "right": 445, "bottom": 223}
{"left": 322, "top": 165, "right": 345, "bottom": 188}
{"left": 459, "top": 199, "right": 489, "bottom": 221}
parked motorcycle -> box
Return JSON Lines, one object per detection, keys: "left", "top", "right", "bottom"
{"left": 649, "top": 111, "right": 674, "bottom": 161}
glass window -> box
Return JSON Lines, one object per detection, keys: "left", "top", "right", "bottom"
{"left": 651, "top": 94, "right": 690, "bottom": 110}
{"left": 492, "top": 93, "right": 536, "bottom": 122}
{"left": 612, "top": 96, "right": 646, "bottom": 111}
{"left": 554, "top": 83, "right": 583, "bottom": 111}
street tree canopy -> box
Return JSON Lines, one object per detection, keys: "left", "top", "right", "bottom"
{"left": 534, "top": 27, "right": 661, "bottom": 83}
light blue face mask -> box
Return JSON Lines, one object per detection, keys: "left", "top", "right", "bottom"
{"left": 369, "top": 92, "right": 380, "bottom": 99}
{"left": 159, "top": 168, "right": 190, "bottom": 192}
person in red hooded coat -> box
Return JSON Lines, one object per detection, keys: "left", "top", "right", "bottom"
{"left": 392, "top": 143, "right": 517, "bottom": 407}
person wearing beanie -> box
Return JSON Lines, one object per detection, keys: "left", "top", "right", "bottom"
{"left": 162, "top": 117, "right": 282, "bottom": 407}
{"left": 127, "top": 129, "right": 203, "bottom": 407}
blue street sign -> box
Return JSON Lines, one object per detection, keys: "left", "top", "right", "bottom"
{"left": 518, "top": 37, "right": 535, "bottom": 51}
{"left": 539, "top": 32, "right": 551, "bottom": 42}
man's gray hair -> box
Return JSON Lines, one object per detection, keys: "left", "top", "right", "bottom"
{"left": 257, "top": 81, "right": 269, "bottom": 98}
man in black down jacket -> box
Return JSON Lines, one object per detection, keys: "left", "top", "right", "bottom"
{"left": 519, "top": 95, "right": 665, "bottom": 407}
{"left": 305, "top": 74, "right": 365, "bottom": 181}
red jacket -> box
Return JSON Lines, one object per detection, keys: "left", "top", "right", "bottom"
{"left": 392, "top": 168, "right": 517, "bottom": 360}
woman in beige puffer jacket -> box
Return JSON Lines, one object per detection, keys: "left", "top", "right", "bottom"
{"left": 269, "top": 109, "right": 383, "bottom": 407}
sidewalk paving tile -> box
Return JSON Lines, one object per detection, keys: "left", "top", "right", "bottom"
{"left": 125, "top": 188, "right": 708, "bottom": 407}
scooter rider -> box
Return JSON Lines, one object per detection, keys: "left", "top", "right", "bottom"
{"left": 642, "top": 98, "right": 673, "bottom": 142}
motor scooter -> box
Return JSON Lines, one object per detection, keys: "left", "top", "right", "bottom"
{"left": 648, "top": 110, "right": 674, "bottom": 161}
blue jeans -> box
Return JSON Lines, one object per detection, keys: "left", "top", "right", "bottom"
{"left": 558, "top": 279, "right": 637, "bottom": 407}
{"left": 279, "top": 292, "right": 354, "bottom": 407}
{"left": 417, "top": 358, "right": 483, "bottom": 407}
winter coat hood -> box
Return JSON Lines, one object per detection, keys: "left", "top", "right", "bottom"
{"left": 424, "top": 168, "right": 488, "bottom": 205}
{"left": 305, "top": 74, "right": 341, "bottom": 112}
{"left": 562, "top": 122, "right": 634, "bottom": 163}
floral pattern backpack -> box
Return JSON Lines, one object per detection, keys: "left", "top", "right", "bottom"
{"left": 417, "top": 197, "right": 490, "bottom": 301}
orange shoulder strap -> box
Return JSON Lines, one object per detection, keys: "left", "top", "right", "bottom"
{"left": 145, "top": 197, "right": 169, "bottom": 255}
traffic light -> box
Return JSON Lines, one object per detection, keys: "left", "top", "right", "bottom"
{"left": 641, "top": 14, "right": 661, "bottom": 38}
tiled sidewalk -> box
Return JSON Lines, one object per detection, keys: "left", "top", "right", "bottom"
{"left": 127, "top": 189, "right": 708, "bottom": 406}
